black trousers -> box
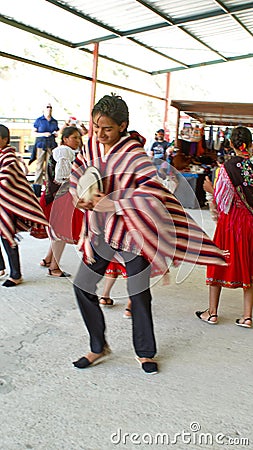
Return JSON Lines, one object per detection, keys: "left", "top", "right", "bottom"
{"left": 1, "top": 237, "right": 21, "bottom": 279}
{"left": 0, "top": 245, "right": 5, "bottom": 271}
{"left": 73, "top": 240, "right": 156, "bottom": 358}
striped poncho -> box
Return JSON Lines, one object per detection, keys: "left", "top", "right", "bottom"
{"left": 0, "top": 146, "right": 49, "bottom": 246}
{"left": 70, "top": 134, "right": 226, "bottom": 270}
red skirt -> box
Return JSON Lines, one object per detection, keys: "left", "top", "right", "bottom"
{"left": 207, "top": 200, "right": 253, "bottom": 288}
{"left": 105, "top": 260, "right": 127, "bottom": 278}
{"left": 105, "top": 259, "right": 168, "bottom": 279}
{"left": 40, "top": 190, "right": 83, "bottom": 244}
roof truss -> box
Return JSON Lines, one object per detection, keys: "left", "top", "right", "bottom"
{"left": 1, "top": 0, "right": 253, "bottom": 74}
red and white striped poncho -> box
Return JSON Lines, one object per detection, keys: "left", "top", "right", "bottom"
{"left": 70, "top": 134, "right": 226, "bottom": 270}
{"left": 0, "top": 146, "right": 49, "bottom": 246}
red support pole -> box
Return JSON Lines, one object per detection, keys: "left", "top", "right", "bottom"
{"left": 175, "top": 108, "right": 180, "bottom": 148}
{"left": 88, "top": 42, "right": 99, "bottom": 138}
{"left": 164, "top": 72, "right": 171, "bottom": 141}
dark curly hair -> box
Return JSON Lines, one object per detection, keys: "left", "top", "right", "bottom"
{"left": 60, "top": 126, "right": 81, "bottom": 144}
{"left": 230, "top": 126, "right": 252, "bottom": 150}
{"left": 0, "top": 124, "right": 10, "bottom": 144}
{"left": 92, "top": 94, "right": 129, "bottom": 135}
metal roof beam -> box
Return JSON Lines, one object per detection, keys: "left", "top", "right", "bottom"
{"left": 135, "top": 0, "right": 174, "bottom": 25}
{"left": 175, "top": 28, "right": 227, "bottom": 62}
{"left": 42, "top": 0, "right": 248, "bottom": 68}
{"left": 0, "top": 15, "right": 151, "bottom": 75}
{"left": 122, "top": 22, "right": 169, "bottom": 36}
{"left": 0, "top": 51, "right": 166, "bottom": 100}
{"left": 45, "top": 0, "right": 223, "bottom": 66}
{"left": 232, "top": 15, "right": 253, "bottom": 38}
{"left": 213, "top": 0, "right": 253, "bottom": 37}
{"left": 0, "top": 14, "right": 73, "bottom": 47}
{"left": 213, "top": 0, "right": 253, "bottom": 14}
{"left": 127, "top": 37, "right": 189, "bottom": 68}
{"left": 44, "top": 1, "right": 187, "bottom": 69}
{"left": 79, "top": 48, "right": 151, "bottom": 75}
{"left": 151, "top": 53, "right": 253, "bottom": 74}
{"left": 2, "top": 1, "right": 252, "bottom": 76}
{"left": 74, "top": 35, "right": 118, "bottom": 47}
{"left": 135, "top": 0, "right": 253, "bottom": 60}
{"left": 74, "top": 22, "right": 169, "bottom": 47}
{"left": 0, "top": 51, "right": 92, "bottom": 80}
{"left": 135, "top": 1, "right": 228, "bottom": 63}
{"left": 167, "top": 3, "right": 253, "bottom": 26}
{"left": 45, "top": 0, "right": 122, "bottom": 37}
{"left": 77, "top": 36, "right": 187, "bottom": 71}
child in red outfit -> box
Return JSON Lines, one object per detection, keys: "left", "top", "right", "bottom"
{"left": 196, "top": 126, "right": 253, "bottom": 328}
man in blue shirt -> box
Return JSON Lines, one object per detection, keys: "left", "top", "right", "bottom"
{"left": 150, "top": 129, "right": 169, "bottom": 170}
{"left": 33, "top": 103, "right": 59, "bottom": 192}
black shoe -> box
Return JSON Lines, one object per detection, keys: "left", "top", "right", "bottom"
{"left": 135, "top": 356, "right": 158, "bottom": 375}
{"left": 2, "top": 278, "right": 23, "bottom": 287}
{"left": 142, "top": 361, "right": 158, "bottom": 374}
{"left": 73, "top": 356, "right": 91, "bottom": 369}
{"left": 73, "top": 344, "right": 111, "bottom": 369}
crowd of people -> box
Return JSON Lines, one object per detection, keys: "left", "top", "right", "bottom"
{"left": 1, "top": 97, "right": 252, "bottom": 375}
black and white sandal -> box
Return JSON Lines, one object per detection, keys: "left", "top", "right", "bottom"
{"left": 235, "top": 317, "right": 252, "bottom": 328}
{"left": 195, "top": 308, "right": 218, "bottom": 324}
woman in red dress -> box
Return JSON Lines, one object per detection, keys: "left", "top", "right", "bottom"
{"left": 40, "top": 126, "right": 83, "bottom": 277}
{"left": 196, "top": 126, "right": 253, "bottom": 327}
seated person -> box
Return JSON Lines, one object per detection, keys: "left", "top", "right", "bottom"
{"left": 171, "top": 149, "right": 191, "bottom": 171}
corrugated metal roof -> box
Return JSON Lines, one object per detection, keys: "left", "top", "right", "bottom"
{"left": 1, "top": 0, "right": 253, "bottom": 74}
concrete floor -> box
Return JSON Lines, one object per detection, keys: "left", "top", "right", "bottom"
{"left": 0, "top": 209, "right": 252, "bottom": 450}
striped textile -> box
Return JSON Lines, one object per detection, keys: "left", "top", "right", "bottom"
{"left": 0, "top": 146, "right": 49, "bottom": 246}
{"left": 70, "top": 135, "right": 226, "bottom": 269}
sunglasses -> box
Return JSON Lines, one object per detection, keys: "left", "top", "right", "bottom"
{"left": 46, "top": 106, "right": 52, "bottom": 109}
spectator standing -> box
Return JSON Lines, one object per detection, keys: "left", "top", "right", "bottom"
{"left": 150, "top": 128, "right": 169, "bottom": 169}
{"left": 33, "top": 103, "right": 59, "bottom": 196}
